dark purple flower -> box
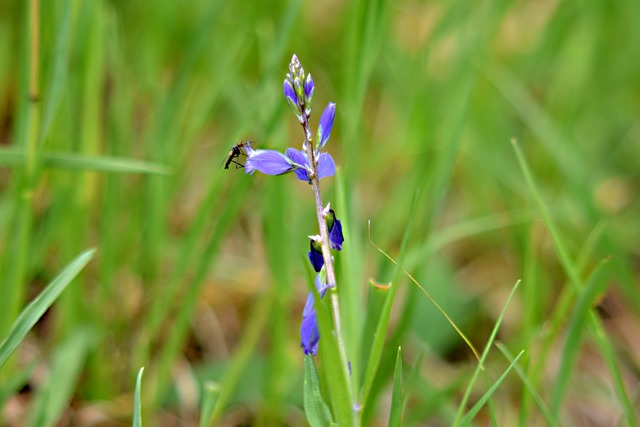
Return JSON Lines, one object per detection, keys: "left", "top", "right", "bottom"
{"left": 316, "top": 103, "right": 336, "bottom": 149}
{"left": 308, "top": 237, "right": 324, "bottom": 272}
{"left": 323, "top": 205, "right": 344, "bottom": 251}
{"left": 244, "top": 149, "right": 294, "bottom": 176}
{"left": 300, "top": 274, "right": 329, "bottom": 355}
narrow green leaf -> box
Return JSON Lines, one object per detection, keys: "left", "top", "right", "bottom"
{"left": 0, "top": 248, "right": 96, "bottom": 368}
{"left": 206, "top": 293, "right": 273, "bottom": 426}
{"left": 309, "top": 278, "right": 355, "bottom": 426}
{"left": 133, "top": 367, "right": 144, "bottom": 427}
{"left": 460, "top": 350, "right": 525, "bottom": 426}
{"left": 304, "top": 355, "right": 335, "bottom": 427}
{"left": 361, "top": 190, "right": 420, "bottom": 407}
{"left": 0, "top": 148, "right": 170, "bottom": 175}
{"left": 453, "top": 279, "right": 522, "bottom": 426}
{"left": 513, "top": 139, "right": 637, "bottom": 425}
{"left": 388, "top": 346, "right": 403, "bottom": 427}
{"left": 495, "top": 343, "right": 560, "bottom": 427}
{"left": 39, "top": 0, "right": 72, "bottom": 144}
{"left": 199, "top": 382, "right": 220, "bottom": 427}
{"left": 550, "top": 258, "right": 611, "bottom": 415}
{"left": 27, "top": 329, "right": 94, "bottom": 427}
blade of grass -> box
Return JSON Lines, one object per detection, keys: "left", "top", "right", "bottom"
{"left": 0, "top": 148, "right": 170, "bottom": 174}
{"left": 452, "top": 279, "right": 522, "bottom": 426}
{"left": 459, "top": 350, "right": 525, "bottom": 426}
{"left": 0, "top": 248, "right": 96, "bottom": 368}
{"left": 388, "top": 346, "right": 403, "bottom": 427}
{"left": 550, "top": 257, "right": 611, "bottom": 415}
{"left": 38, "top": 0, "right": 71, "bottom": 145}
{"left": 309, "top": 267, "right": 356, "bottom": 426}
{"left": 368, "top": 222, "right": 481, "bottom": 364}
{"left": 0, "top": 0, "right": 40, "bottom": 360}
{"left": 205, "top": 292, "right": 273, "bottom": 426}
{"left": 27, "top": 329, "right": 94, "bottom": 427}
{"left": 133, "top": 367, "right": 144, "bottom": 427}
{"left": 199, "top": 382, "right": 220, "bottom": 427}
{"left": 513, "top": 139, "right": 637, "bottom": 426}
{"left": 495, "top": 342, "right": 560, "bottom": 427}
{"left": 360, "top": 190, "right": 419, "bottom": 409}
{"left": 304, "top": 355, "right": 335, "bottom": 427}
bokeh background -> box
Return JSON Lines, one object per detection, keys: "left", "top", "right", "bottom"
{"left": 1, "top": 0, "right": 639, "bottom": 425}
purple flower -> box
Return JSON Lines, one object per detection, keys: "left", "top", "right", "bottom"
{"left": 284, "top": 79, "right": 302, "bottom": 120}
{"left": 308, "top": 237, "right": 324, "bottom": 272}
{"left": 285, "top": 148, "right": 336, "bottom": 183}
{"left": 244, "top": 149, "right": 295, "bottom": 176}
{"left": 323, "top": 204, "right": 344, "bottom": 251}
{"left": 301, "top": 274, "right": 329, "bottom": 355}
{"left": 316, "top": 103, "right": 336, "bottom": 150}
{"left": 304, "top": 74, "right": 314, "bottom": 115}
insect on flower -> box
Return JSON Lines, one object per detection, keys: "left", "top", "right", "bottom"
{"left": 223, "top": 142, "right": 254, "bottom": 170}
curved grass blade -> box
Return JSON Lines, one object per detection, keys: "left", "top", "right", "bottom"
{"left": 360, "top": 191, "right": 419, "bottom": 409}
{"left": 133, "top": 367, "right": 144, "bottom": 427}
{"left": 550, "top": 257, "right": 611, "bottom": 416}
{"left": 304, "top": 355, "right": 335, "bottom": 427}
{"left": 512, "top": 139, "right": 637, "bottom": 426}
{"left": 452, "top": 279, "right": 522, "bottom": 426}
{"left": 459, "top": 350, "right": 525, "bottom": 426}
{"left": 368, "top": 221, "right": 481, "bottom": 364}
{"left": 0, "top": 248, "right": 96, "bottom": 368}
{"left": 27, "top": 329, "right": 94, "bottom": 427}
{"left": 388, "top": 346, "right": 403, "bottom": 427}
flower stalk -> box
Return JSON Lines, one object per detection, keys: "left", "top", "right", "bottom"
{"left": 241, "top": 54, "right": 356, "bottom": 420}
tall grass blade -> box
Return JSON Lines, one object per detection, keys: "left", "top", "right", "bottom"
{"left": 452, "top": 279, "right": 522, "bottom": 426}
{"left": 27, "top": 329, "right": 94, "bottom": 427}
{"left": 550, "top": 258, "right": 611, "bottom": 416}
{"left": 309, "top": 273, "right": 355, "bottom": 426}
{"left": 495, "top": 343, "right": 560, "bottom": 427}
{"left": 459, "top": 350, "right": 525, "bottom": 426}
{"left": 304, "top": 355, "right": 335, "bottom": 427}
{"left": 388, "top": 346, "right": 403, "bottom": 427}
{"left": 133, "top": 367, "right": 144, "bottom": 427}
{"left": 199, "top": 382, "right": 219, "bottom": 427}
{"left": 360, "top": 191, "right": 419, "bottom": 408}
{"left": 0, "top": 248, "right": 96, "bottom": 368}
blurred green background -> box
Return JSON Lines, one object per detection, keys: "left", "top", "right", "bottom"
{"left": 1, "top": 0, "right": 639, "bottom": 425}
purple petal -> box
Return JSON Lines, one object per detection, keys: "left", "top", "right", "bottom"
{"left": 284, "top": 79, "right": 298, "bottom": 104}
{"left": 302, "top": 292, "right": 316, "bottom": 317}
{"left": 284, "top": 79, "right": 302, "bottom": 119}
{"left": 316, "top": 103, "right": 336, "bottom": 149}
{"left": 308, "top": 240, "right": 324, "bottom": 272}
{"left": 285, "top": 148, "right": 312, "bottom": 182}
{"left": 329, "top": 218, "right": 344, "bottom": 251}
{"left": 300, "top": 274, "right": 329, "bottom": 355}
{"left": 317, "top": 153, "right": 336, "bottom": 179}
{"left": 244, "top": 150, "right": 293, "bottom": 176}
{"left": 304, "top": 74, "right": 315, "bottom": 106}
{"left": 285, "top": 148, "right": 309, "bottom": 168}
{"left": 300, "top": 309, "right": 320, "bottom": 355}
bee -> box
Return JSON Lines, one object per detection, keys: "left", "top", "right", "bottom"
{"left": 224, "top": 142, "right": 253, "bottom": 169}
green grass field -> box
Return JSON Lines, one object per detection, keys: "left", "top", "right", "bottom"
{"left": 1, "top": 0, "right": 639, "bottom": 425}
